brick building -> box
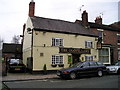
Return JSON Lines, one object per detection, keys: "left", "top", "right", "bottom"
{"left": 76, "top": 11, "right": 120, "bottom": 65}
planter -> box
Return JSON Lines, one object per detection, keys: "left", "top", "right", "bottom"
{"left": 58, "top": 64, "right": 64, "bottom": 67}
{"left": 51, "top": 64, "right": 57, "bottom": 67}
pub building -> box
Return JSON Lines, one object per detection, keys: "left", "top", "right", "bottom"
{"left": 22, "top": 0, "right": 99, "bottom": 73}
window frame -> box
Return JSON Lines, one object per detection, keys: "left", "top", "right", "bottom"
{"left": 117, "top": 35, "right": 120, "bottom": 44}
{"left": 118, "top": 48, "right": 120, "bottom": 60}
{"left": 97, "top": 29, "right": 104, "bottom": 43}
{"left": 85, "top": 41, "right": 93, "bottom": 48}
{"left": 98, "top": 47, "right": 110, "bottom": 64}
{"left": 52, "top": 55, "right": 64, "bottom": 65}
{"left": 85, "top": 55, "right": 94, "bottom": 61}
{"left": 52, "top": 38, "right": 63, "bottom": 47}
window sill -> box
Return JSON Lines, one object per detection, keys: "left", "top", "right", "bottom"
{"left": 51, "top": 46, "right": 64, "bottom": 47}
{"left": 86, "top": 48, "right": 94, "bottom": 49}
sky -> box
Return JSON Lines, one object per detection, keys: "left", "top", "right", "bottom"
{"left": 0, "top": 0, "right": 119, "bottom": 43}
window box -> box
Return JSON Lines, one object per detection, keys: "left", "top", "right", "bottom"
{"left": 51, "top": 64, "right": 57, "bottom": 67}
{"left": 58, "top": 64, "right": 64, "bottom": 67}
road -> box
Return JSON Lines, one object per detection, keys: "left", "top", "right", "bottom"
{"left": 2, "top": 75, "right": 120, "bottom": 89}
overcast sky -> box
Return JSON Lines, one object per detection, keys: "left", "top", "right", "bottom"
{"left": 0, "top": 0, "right": 119, "bottom": 43}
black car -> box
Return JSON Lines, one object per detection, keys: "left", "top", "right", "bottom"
{"left": 7, "top": 59, "right": 26, "bottom": 72}
{"left": 57, "top": 61, "right": 107, "bottom": 79}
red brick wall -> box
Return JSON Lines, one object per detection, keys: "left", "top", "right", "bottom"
{"left": 103, "top": 30, "right": 117, "bottom": 45}
{"left": 91, "top": 28, "right": 120, "bottom": 63}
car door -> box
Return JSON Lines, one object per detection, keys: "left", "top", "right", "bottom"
{"left": 89, "top": 61, "right": 98, "bottom": 74}
{"left": 77, "top": 62, "right": 90, "bottom": 75}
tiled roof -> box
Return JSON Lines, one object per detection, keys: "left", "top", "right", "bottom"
{"left": 30, "top": 16, "right": 97, "bottom": 37}
{"left": 2, "top": 43, "right": 22, "bottom": 53}
{"left": 89, "top": 22, "right": 120, "bottom": 31}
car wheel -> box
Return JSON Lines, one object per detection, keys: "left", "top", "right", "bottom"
{"left": 70, "top": 72, "right": 76, "bottom": 79}
{"left": 97, "top": 70, "right": 103, "bottom": 77}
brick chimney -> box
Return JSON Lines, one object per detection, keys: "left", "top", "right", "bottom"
{"left": 82, "top": 10, "right": 88, "bottom": 27}
{"left": 29, "top": 0, "right": 35, "bottom": 17}
{"left": 95, "top": 16, "right": 102, "bottom": 24}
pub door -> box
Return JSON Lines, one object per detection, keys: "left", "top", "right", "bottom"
{"left": 72, "top": 54, "right": 80, "bottom": 64}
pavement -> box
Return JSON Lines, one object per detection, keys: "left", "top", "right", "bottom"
{"left": 0, "top": 61, "right": 58, "bottom": 82}
{"left": 2, "top": 72, "right": 58, "bottom": 82}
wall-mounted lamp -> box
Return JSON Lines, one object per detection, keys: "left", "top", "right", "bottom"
{"left": 27, "top": 28, "right": 32, "bottom": 34}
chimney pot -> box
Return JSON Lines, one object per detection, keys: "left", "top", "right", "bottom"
{"left": 82, "top": 10, "right": 88, "bottom": 27}
{"left": 95, "top": 16, "right": 102, "bottom": 24}
{"left": 29, "top": 1, "right": 35, "bottom": 17}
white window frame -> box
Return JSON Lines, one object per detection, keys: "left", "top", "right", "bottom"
{"left": 52, "top": 38, "right": 63, "bottom": 46}
{"left": 85, "top": 55, "right": 93, "bottom": 61}
{"left": 118, "top": 48, "right": 120, "bottom": 60}
{"left": 98, "top": 47, "right": 111, "bottom": 64}
{"left": 52, "top": 55, "right": 64, "bottom": 65}
{"left": 117, "top": 34, "right": 120, "bottom": 45}
{"left": 85, "top": 41, "right": 93, "bottom": 48}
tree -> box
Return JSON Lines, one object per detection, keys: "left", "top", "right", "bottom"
{"left": 11, "top": 35, "right": 20, "bottom": 44}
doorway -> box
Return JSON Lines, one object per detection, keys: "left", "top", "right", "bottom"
{"left": 72, "top": 54, "right": 80, "bottom": 64}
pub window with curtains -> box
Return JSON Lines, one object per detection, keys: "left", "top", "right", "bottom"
{"left": 52, "top": 38, "right": 63, "bottom": 46}
{"left": 85, "top": 55, "right": 93, "bottom": 61}
{"left": 52, "top": 55, "right": 64, "bottom": 65}
{"left": 85, "top": 41, "right": 93, "bottom": 48}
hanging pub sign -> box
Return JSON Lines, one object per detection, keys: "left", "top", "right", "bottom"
{"left": 59, "top": 47, "right": 91, "bottom": 54}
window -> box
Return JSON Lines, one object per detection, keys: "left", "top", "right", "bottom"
{"left": 98, "top": 31, "right": 104, "bottom": 43}
{"left": 89, "top": 62, "right": 97, "bottom": 66}
{"left": 82, "top": 62, "right": 90, "bottom": 67}
{"left": 96, "top": 62, "right": 103, "bottom": 66}
{"left": 52, "top": 55, "right": 63, "bottom": 65}
{"left": 118, "top": 49, "right": 120, "bottom": 60}
{"left": 85, "top": 41, "right": 93, "bottom": 48}
{"left": 99, "top": 48, "right": 109, "bottom": 63}
{"left": 85, "top": 55, "right": 93, "bottom": 61}
{"left": 118, "top": 36, "right": 120, "bottom": 43}
{"left": 97, "top": 29, "right": 104, "bottom": 43}
{"left": 52, "top": 38, "right": 63, "bottom": 46}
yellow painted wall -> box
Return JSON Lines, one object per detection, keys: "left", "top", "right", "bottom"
{"left": 32, "top": 31, "right": 98, "bottom": 71}
{"left": 23, "top": 17, "right": 33, "bottom": 65}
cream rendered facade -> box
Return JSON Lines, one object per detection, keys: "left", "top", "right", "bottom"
{"left": 23, "top": 17, "right": 99, "bottom": 72}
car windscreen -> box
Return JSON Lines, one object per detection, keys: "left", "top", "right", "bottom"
{"left": 115, "top": 62, "right": 120, "bottom": 66}
{"left": 9, "top": 59, "right": 19, "bottom": 64}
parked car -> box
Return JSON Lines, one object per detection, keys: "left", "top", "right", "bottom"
{"left": 106, "top": 61, "right": 120, "bottom": 74}
{"left": 7, "top": 59, "right": 26, "bottom": 72}
{"left": 57, "top": 61, "right": 107, "bottom": 79}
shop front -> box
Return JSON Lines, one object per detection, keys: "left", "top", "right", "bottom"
{"left": 59, "top": 47, "right": 91, "bottom": 64}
